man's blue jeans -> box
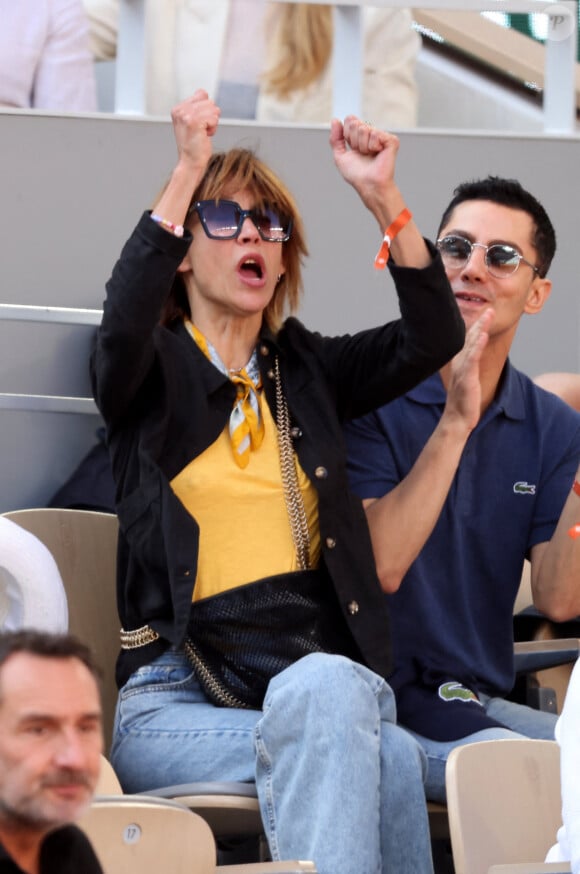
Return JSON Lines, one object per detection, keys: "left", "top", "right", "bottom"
{"left": 407, "top": 692, "right": 558, "bottom": 803}
{"left": 110, "top": 651, "right": 434, "bottom": 874}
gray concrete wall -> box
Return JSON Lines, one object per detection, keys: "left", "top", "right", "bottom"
{"left": 1, "top": 108, "right": 579, "bottom": 511}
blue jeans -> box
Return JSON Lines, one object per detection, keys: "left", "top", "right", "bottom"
{"left": 407, "top": 692, "right": 558, "bottom": 803}
{"left": 110, "top": 651, "right": 434, "bottom": 874}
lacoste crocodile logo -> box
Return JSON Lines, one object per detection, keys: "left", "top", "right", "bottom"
{"left": 438, "top": 682, "right": 483, "bottom": 706}
{"left": 513, "top": 481, "right": 536, "bottom": 495}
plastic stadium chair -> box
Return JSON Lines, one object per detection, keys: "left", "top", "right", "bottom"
{"left": 96, "top": 755, "right": 124, "bottom": 795}
{"left": 445, "top": 739, "right": 564, "bottom": 874}
{"left": 0, "top": 508, "right": 268, "bottom": 855}
{"left": 489, "top": 865, "right": 571, "bottom": 874}
{"left": 7, "top": 509, "right": 573, "bottom": 866}
{"left": 79, "top": 795, "right": 217, "bottom": 874}
{"left": 84, "top": 789, "right": 316, "bottom": 874}
{"left": 2, "top": 508, "right": 119, "bottom": 750}
{"left": 93, "top": 756, "right": 316, "bottom": 874}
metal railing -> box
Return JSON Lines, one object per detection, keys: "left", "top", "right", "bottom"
{"left": 0, "top": 304, "right": 100, "bottom": 415}
{"left": 115, "top": 0, "right": 578, "bottom": 132}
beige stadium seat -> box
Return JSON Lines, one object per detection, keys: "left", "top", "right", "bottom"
{"left": 445, "top": 739, "right": 564, "bottom": 874}
{"left": 489, "top": 865, "right": 571, "bottom": 874}
{"left": 2, "top": 508, "right": 119, "bottom": 750}
{"left": 83, "top": 790, "right": 316, "bottom": 874}
{"left": 79, "top": 795, "right": 217, "bottom": 874}
{"left": 0, "top": 507, "right": 487, "bottom": 856}
{"left": 2, "top": 509, "right": 574, "bottom": 863}
{"left": 96, "top": 755, "right": 124, "bottom": 795}
{"left": 0, "top": 509, "right": 266, "bottom": 851}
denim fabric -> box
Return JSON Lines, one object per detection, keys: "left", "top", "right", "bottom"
{"left": 407, "top": 692, "right": 558, "bottom": 803}
{"left": 110, "top": 651, "right": 434, "bottom": 874}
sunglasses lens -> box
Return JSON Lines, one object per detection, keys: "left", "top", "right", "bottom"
{"left": 252, "top": 207, "right": 288, "bottom": 241}
{"left": 486, "top": 245, "right": 520, "bottom": 276}
{"left": 438, "top": 235, "right": 472, "bottom": 266}
{"left": 199, "top": 202, "right": 239, "bottom": 238}
{"left": 254, "top": 206, "right": 290, "bottom": 242}
{"left": 195, "top": 200, "right": 291, "bottom": 242}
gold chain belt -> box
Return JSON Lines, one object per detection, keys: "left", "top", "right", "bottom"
{"left": 120, "top": 624, "right": 160, "bottom": 649}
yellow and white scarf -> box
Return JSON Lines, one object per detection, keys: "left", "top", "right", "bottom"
{"left": 185, "top": 320, "right": 264, "bottom": 468}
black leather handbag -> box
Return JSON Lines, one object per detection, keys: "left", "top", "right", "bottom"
{"left": 185, "top": 567, "right": 360, "bottom": 709}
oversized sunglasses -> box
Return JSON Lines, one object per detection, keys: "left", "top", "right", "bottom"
{"left": 190, "top": 199, "right": 292, "bottom": 242}
{"left": 436, "top": 234, "right": 539, "bottom": 279}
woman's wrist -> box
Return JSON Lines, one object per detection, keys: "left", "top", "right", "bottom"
{"left": 150, "top": 214, "right": 184, "bottom": 237}
{"left": 367, "top": 183, "right": 407, "bottom": 231}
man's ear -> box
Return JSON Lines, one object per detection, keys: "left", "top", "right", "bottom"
{"left": 524, "top": 276, "right": 552, "bottom": 316}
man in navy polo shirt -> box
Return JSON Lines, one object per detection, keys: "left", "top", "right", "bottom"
{"left": 344, "top": 176, "right": 580, "bottom": 803}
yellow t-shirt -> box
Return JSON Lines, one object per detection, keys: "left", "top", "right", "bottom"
{"left": 170, "top": 399, "right": 321, "bottom": 601}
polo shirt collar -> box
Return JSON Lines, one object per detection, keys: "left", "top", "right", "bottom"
{"left": 406, "top": 372, "right": 446, "bottom": 405}
{"left": 406, "top": 360, "right": 526, "bottom": 421}
{"left": 492, "top": 360, "right": 526, "bottom": 421}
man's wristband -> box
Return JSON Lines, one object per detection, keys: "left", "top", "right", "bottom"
{"left": 573, "top": 479, "right": 580, "bottom": 497}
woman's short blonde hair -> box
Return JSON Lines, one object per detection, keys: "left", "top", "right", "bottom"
{"left": 162, "top": 148, "right": 308, "bottom": 332}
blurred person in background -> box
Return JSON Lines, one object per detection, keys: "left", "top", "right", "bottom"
{"left": 545, "top": 656, "right": 580, "bottom": 874}
{"left": 0, "top": 0, "right": 97, "bottom": 111}
{"left": 534, "top": 372, "right": 580, "bottom": 413}
{"left": 0, "top": 630, "right": 104, "bottom": 874}
{"left": 83, "top": 0, "right": 419, "bottom": 126}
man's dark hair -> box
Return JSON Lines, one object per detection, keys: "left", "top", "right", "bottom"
{"left": 0, "top": 629, "right": 102, "bottom": 685}
{"left": 437, "top": 176, "right": 556, "bottom": 278}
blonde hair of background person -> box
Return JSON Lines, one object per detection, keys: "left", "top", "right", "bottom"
{"left": 83, "top": 0, "right": 419, "bottom": 126}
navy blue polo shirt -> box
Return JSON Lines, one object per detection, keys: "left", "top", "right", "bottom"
{"left": 344, "top": 363, "right": 580, "bottom": 737}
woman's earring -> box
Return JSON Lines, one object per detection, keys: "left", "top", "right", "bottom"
{"left": 277, "top": 274, "right": 283, "bottom": 283}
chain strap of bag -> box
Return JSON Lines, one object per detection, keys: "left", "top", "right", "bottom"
{"left": 181, "top": 355, "right": 315, "bottom": 710}
{"left": 274, "top": 356, "right": 311, "bottom": 571}
{"left": 184, "top": 637, "right": 250, "bottom": 709}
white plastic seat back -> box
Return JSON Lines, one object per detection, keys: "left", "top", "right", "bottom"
{"left": 446, "top": 739, "right": 562, "bottom": 874}
{"left": 79, "top": 795, "right": 216, "bottom": 874}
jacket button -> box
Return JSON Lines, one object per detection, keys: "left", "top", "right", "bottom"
{"left": 260, "top": 345, "right": 269, "bottom": 356}
{"left": 325, "top": 537, "right": 336, "bottom": 549}
{"left": 267, "top": 369, "right": 275, "bottom": 379}
{"left": 290, "top": 426, "right": 302, "bottom": 439}
{"left": 314, "top": 466, "right": 328, "bottom": 479}
{"left": 347, "top": 600, "right": 360, "bottom": 615}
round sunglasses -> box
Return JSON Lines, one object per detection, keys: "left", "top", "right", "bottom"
{"left": 190, "top": 199, "right": 292, "bottom": 243}
{"left": 436, "top": 234, "right": 539, "bottom": 279}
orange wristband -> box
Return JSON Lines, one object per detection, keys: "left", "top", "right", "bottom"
{"left": 374, "top": 208, "right": 413, "bottom": 270}
{"left": 573, "top": 480, "right": 580, "bottom": 497}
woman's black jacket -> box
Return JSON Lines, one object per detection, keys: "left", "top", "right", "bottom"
{"left": 90, "top": 213, "right": 465, "bottom": 688}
